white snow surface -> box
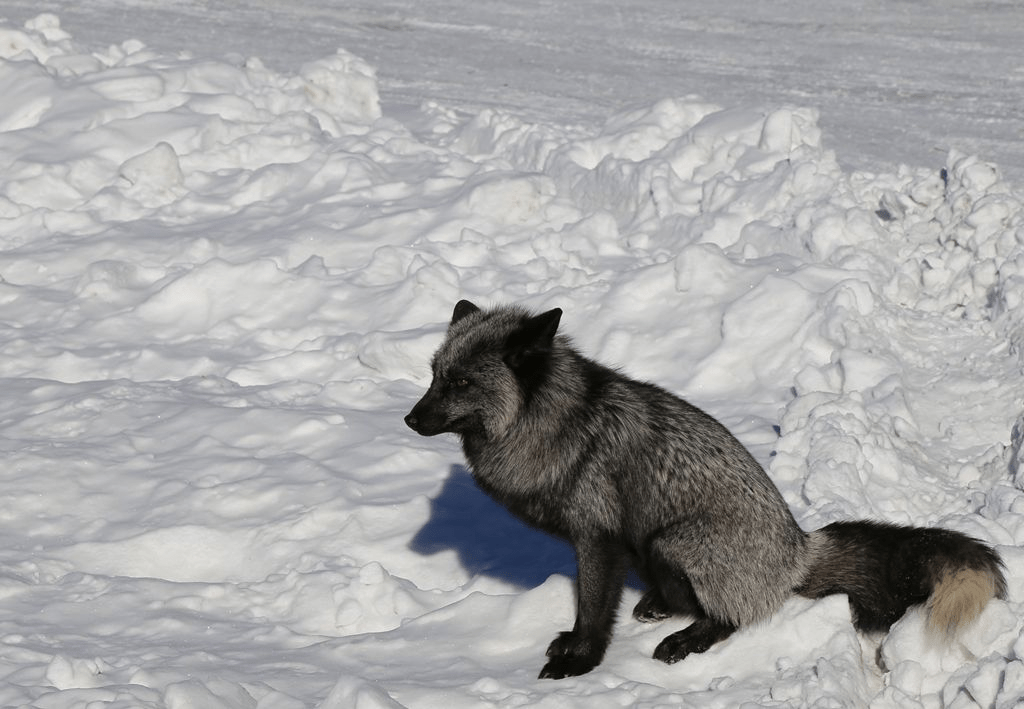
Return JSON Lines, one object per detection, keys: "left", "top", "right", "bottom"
{"left": 1, "top": 11, "right": 1024, "bottom": 709}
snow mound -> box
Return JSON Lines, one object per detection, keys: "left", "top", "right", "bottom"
{"left": 1, "top": 14, "right": 1023, "bottom": 709}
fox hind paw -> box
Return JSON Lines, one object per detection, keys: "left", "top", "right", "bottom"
{"left": 632, "top": 589, "right": 674, "bottom": 623}
{"left": 653, "top": 618, "right": 737, "bottom": 664}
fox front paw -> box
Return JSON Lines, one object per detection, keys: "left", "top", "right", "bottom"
{"left": 538, "top": 631, "right": 603, "bottom": 679}
{"left": 538, "top": 653, "right": 600, "bottom": 679}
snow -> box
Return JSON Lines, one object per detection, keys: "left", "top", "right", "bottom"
{"left": 0, "top": 7, "right": 1023, "bottom": 708}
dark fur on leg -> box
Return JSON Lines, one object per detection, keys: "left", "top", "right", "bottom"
{"left": 641, "top": 558, "right": 738, "bottom": 663}
{"left": 539, "top": 536, "right": 628, "bottom": 679}
{"left": 633, "top": 554, "right": 705, "bottom": 623}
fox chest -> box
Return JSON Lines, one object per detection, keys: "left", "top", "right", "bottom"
{"left": 465, "top": 444, "right": 621, "bottom": 540}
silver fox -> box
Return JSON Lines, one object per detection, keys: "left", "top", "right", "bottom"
{"left": 405, "top": 300, "right": 1007, "bottom": 679}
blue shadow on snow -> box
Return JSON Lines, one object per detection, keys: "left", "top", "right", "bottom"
{"left": 410, "top": 465, "right": 643, "bottom": 590}
{"left": 409, "top": 464, "right": 577, "bottom": 588}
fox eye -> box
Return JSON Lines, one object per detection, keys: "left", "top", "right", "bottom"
{"left": 451, "top": 377, "right": 470, "bottom": 388}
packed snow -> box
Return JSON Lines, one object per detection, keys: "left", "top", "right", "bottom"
{"left": 1, "top": 11, "right": 1024, "bottom": 708}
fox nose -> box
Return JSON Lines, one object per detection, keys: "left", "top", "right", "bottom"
{"left": 404, "top": 412, "right": 419, "bottom": 430}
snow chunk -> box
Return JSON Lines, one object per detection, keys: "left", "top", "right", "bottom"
{"left": 298, "top": 49, "right": 382, "bottom": 128}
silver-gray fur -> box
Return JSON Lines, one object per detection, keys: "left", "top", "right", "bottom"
{"left": 405, "top": 301, "right": 1006, "bottom": 679}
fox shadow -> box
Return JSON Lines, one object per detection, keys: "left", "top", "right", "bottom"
{"left": 410, "top": 465, "right": 576, "bottom": 587}
{"left": 410, "top": 465, "right": 642, "bottom": 590}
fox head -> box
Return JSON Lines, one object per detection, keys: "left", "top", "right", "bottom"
{"left": 404, "top": 300, "right": 562, "bottom": 439}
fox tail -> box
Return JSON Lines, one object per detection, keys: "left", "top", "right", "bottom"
{"left": 799, "top": 520, "right": 1006, "bottom": 639}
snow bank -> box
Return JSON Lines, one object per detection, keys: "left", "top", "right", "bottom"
{"left": 1, "top": 14, "right": 1022, "bottom": 708}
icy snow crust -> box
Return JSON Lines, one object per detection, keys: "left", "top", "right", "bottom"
{"left": 1, "top": 14, "right": 1023, "bottom": 708}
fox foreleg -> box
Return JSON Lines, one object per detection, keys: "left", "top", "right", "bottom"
{"left": 539, "top": 535, "right": 627, "bottom": 679}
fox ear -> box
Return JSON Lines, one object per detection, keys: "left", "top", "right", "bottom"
{"left": 451, "top": 299, "right": 480, "bottom": 325}
{"left": 526, "top": 307, "right": 562, "bottom": 344}
{"left": 504, "top": 307, "right": 562, "bottom": 373}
